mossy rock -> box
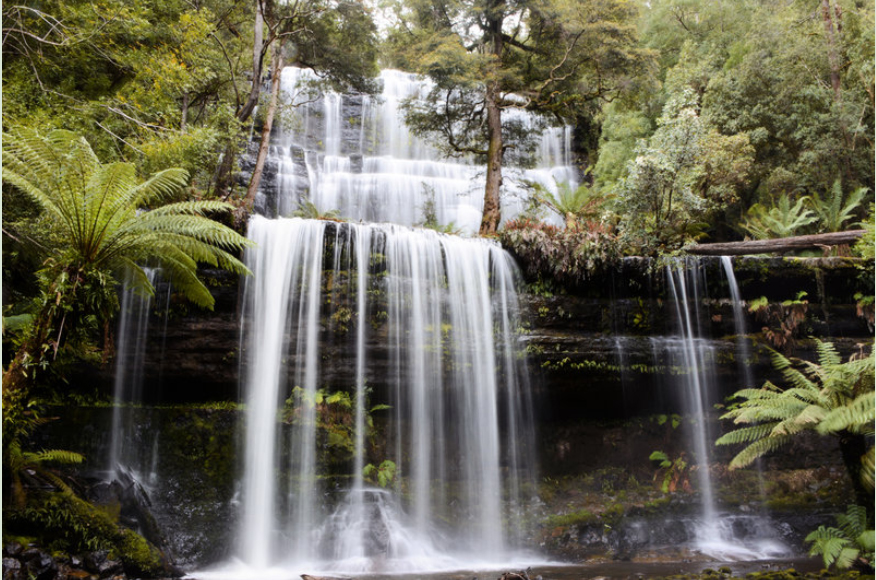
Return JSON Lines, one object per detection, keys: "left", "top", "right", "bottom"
{"left": 3, "top": 491, "right": 177, "bottom": 578}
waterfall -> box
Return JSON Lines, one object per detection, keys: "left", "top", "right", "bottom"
{"left": 108, "top": 268, "right": 161, "bottom": 477}
{"left": 661, "top": 258, "right": 789, "bottom": 561}
{"left": 720, "top": 256, "right": 756, "bottom": 389}
{"left": 236, "top": 217, "right": 535, "bottom": 574}
{"left": 257, "top": 68, "right": 577, "bottom": 232}
{"left": 663, "top": 261, "right": 718, "bottom": 526}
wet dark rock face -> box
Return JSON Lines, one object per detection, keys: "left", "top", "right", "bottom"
{"left": 48, "top": 255, "right": 870, "bottom": 568}
{"left": 108, "top": 256, "right": 871, "bottom": 414}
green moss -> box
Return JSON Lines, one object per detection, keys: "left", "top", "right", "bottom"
{"left": 4, "top": 491, "right": 169, "bottom": 577}
{"left": 115, "top": 529, "right": 165, "bottom": 577}
{"left": 541, "top": 508, "right": 598, "bottom": 528}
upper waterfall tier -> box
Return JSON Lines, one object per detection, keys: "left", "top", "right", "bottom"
{"left": 255, "top": 68, "right": 577, "bottom": 232}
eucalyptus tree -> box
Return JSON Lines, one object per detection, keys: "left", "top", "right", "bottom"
{"left": 384, "top": 0, "right": 654, "bottom": 235}
{"left": 1, "top": 128, "right": 254, "bottom": 393}
{"left": 240, "top": 0, "right": 379, "bottom": 207}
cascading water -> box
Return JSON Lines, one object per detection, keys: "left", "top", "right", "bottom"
{"left": 257, "top": 68, "right": 576, "bottom": 231}
{"left": 109, "top": 268, "right": 163, "bottom": 478}
{"left": 232, "top": 217, "right": 535, "bottom": 576}
{"left": 720, "top": 257, "right": 755, "bottom": 389}
{"left": 660, "top": 259, "right": 789, "bottom": 561}
{"left": 223, "top": 67, "right": 559, "bottom": 576}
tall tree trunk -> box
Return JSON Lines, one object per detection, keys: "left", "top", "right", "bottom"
{"left": 238, "top": 0, "right": 266, "bottom": 123}
{"left": 820, "top": 0, "right": 842, "bottom": 103}
{"left": 479, "top": 4, "right": 505, "bottom": 236}
{"left": 244, "top": 42, "right": 284, "bottom": 209}
{"left": 480, "top": 83, "right": 503, "bottom": 236}
{"left": 181, "top": 92, "right": 189, "bottom": 133}
{"left": 213, "top": 0, "right": 267, "bottom": 198}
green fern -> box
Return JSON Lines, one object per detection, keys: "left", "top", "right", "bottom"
{"left": 809, "top": 180, "right": 870, "bottom": 233}
{"left": 806, "top": 505, "right": 875, "bottom": 570}
{"left": 2, "top": 128, "right": 254, "bottom": 310}
{"left": 717, "top": 341, "right": 874, "bottom": 478}
{"left": 292, "top": 197, "right": 342, "bottom": 221}
{"left": 527, "top": 180, "right": 607, "bottom": 229}
{"left": 741, "top": 194, "right": 817, "bottom": 239}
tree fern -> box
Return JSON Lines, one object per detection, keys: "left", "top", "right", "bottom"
{"left": 718, "top": 341, "right": 875, "bottom": 503}
{"left": 741, "top": 194, "right": 817, "bottom": 239}
{"left": 292, "top": 197, "right": 342, "bottom": 220}
{"left": 2, "top": 128, "right": 255, "bottom": 389}
{"left": 807, "top": 505, "right": 875, "bottom": 570}
{"left": 809, "top": 179, "right": 870, "bottom": 233}
{"left": 818, "top": 391, "right": 875, "bottom": 436}
{"left": 2, "top": 127, "right": 253, "bottom": 309}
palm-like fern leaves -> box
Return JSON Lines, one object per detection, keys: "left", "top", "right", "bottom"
{"left": 717, "top": 341, "right": 875, "bottom": 470}
{"left": 806, "top": 505, "right": 875, "bottom": 570}
{"left": 527, "top": 180, "right": 606, "bottom": 228}
{"left": 2, "top": 128, "right": 254, "bottom": 309}
{"left": 741, "top": 194, "right": 818, "bottom": 239}
{"left": 809, "top": 179, "right": 870, "bottom": 233}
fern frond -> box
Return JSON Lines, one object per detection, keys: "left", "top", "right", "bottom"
{"left": 818, "top": 391, "right": 875, "bottom": 435}
{"left": 715, "top": 422, "right": 777, "bottom": 445}
{"left": 146, "top": 200, "right": 236, "bottom": 216}
{"left": 727, "top": 433, "right": 793, "bottom": 469}
{"left": 814, "top": 339, "right": 842, "bottom": 368}
{"left": 25, "top": 449, "right": 85, "bottom": 464}
{"left": 111, "top": 258, "right": 157, "bottom": 300}
{"left": 837, "top": 505, "right": 869, "bottom": 539}
{"left": 127, "top": 213, "right": 254, "bottom": 249}
{"left": 806, "top": 526, "right": 851, "bottom": 569}
{"left": 129, "top": 167, "right": 189, "bottom": 207}
{"left": 151, "top": 251, "right": 214, "bottom": 309}
{"left": 861, "top": 446, "right": 874, "bottom": 493}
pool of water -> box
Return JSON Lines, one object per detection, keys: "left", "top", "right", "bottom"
{"left": 189, "top": 555, "right": 823, "bottom": 580}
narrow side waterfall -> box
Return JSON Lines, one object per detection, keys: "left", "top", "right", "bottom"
{"left": 663, "top": 261, "right": 718, "bottom": 526}
{"left": 720, "top": 256, "right": 755, "bottom": 389}
{"left": 236, "top": 216, "right": 535, "bottom": 574}
{"left": 258, "top": 68, "right": 577, "bottom": 232}
{"left": 660, "top": 259, "right": 789, "bottom": 561}
{"left": 109, "top": 269, "right": 162, "bottom": 477}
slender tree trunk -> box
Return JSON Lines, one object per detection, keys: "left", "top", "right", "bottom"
{"left": 837, "top": 431, "right": 873, "bottom": 514}
{"left": 820, "top": 0, "right": 842, "bottom": 103}
{"left": 244, "top": 42, "right": 284, "bottom": 209}
{"left": 480, "top": 84, "right": 503, "bottom": 236}
{"left": 479, "top": 4, "right": 505, "bottom": 236}
{"left": 213, "top": 0, "right": 267, "bottom": 198}
{"left": 238, "top": 0, "right": 266, "bottom": 123}
{"left": 181, "top": 92, "right": 189, "bottom": 133}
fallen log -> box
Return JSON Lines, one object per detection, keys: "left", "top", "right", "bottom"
{"left": 685, "top": 230, "right": 866, "bottom": 256}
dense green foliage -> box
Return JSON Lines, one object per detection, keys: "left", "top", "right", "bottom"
{"left": 807, "top": 505, "right": 875, "bottom": 570}
{"left": 595, "top": 0, "right": 874, "bottom": 249}
{"left": 717, "top": 341, "right": 875, "bottom": 510}
{"left": 384, "top": 0, "right": 654, "bottom": 233}
{"left": 2, "top": 129, "right": 253, "bottom": 396}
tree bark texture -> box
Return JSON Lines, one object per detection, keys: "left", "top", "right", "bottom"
{"left": 685, "top": 230, "right": 865, "bottom": 256}
{"left": 244, "top": 42, "right": 284, "bottom": 209}
{"left": 479, "top": 4, "right": 505, "bottom": 236}
{"left": 480, "top": 83, "right": 503, "bottom": 236}
{"left": 237, "top": 0, "right": 266, "bottom": 123}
